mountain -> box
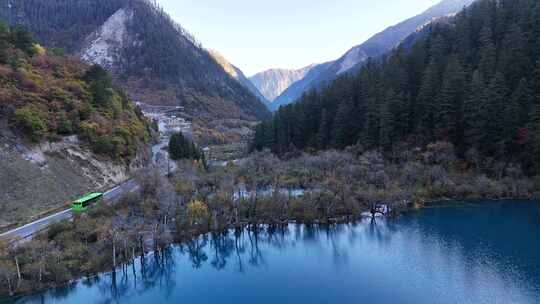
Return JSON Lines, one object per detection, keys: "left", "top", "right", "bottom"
{"left": 0, "top": 0, "right": 270, "bottom": 121}
{"left": 0, "top": 24, "right": 150, "bottom": 227}
{"left": 249, "top": 65, "right": 316, "bottom": 102}
{"left": 272, "top": 0, "right": 476, "bottom": 111}
{"left": 208, "top": 49, "right": 269, "bottom": 105}
{"left": 269, "top": 62, "right": 334, "bottom": 111}
{"left": 253, "top": 0, "right": 540, "bottom": 173}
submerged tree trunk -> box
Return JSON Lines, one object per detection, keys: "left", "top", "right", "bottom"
{"left": 14, "top": 256, "right": 21, "bottom": 286}
{"left": 112, "top": 241, "right": 116, "bottom": 270}
{"left": 6, "top": 275, "right": 13, "bottom": 296}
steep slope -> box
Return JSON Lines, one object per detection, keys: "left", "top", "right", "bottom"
{"left": 249, "top": 65, "right": 315, "bottom": 102}
{"left": 0, "top": 24, "right": 150, "bottom": 228}
{"left": 270, "top": 62, "right": 334, "bottom": 111}
{"left": 0, "top": 0, "right": 270, "bottom": 121}
{"left": 208, "top": 49, "right": 269, "bottom": 105}
{"left": 272, "top": 0, "right": 476, "bottom": 110}
{"left": 253, "top": 0, "right": 540, "bottom": 174}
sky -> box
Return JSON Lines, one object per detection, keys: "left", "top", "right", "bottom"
{"left": 156, "top": 0, "right": 441, "bottom": 76}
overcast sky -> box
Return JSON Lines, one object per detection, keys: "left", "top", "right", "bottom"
{"left": 156, "top": 0, "right": 441, "bottom": 76}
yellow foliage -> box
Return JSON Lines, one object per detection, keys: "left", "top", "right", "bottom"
{"left": 186, "top": 200, "right": 209, "bottom": 226}
{"left": 33, "top": 44, "right": 46, "bottom": 56}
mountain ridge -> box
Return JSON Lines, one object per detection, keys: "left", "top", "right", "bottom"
{"left": 271, "top": 0, "right": 476, "bottom": 111}
{"left": 208, "top": 49, "right": 269, "bottom": 106}
{"left": 0, "top": 0, "right": 270, "bottom": 121}
{"left": 249, "top": 64, "right": 316, "bottom": 103}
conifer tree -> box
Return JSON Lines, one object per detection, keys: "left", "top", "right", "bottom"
{"left": 332, "top": 98, "right": 355, "bottom": 149}
{"left": 379, "top": 96, "right": 393, "bottom": 150}
{"left": 478, "top": 26, "right": 496, "bottom": 80}
{"left": 463, "top": 71, "right": 486, "bottom": 148}
{"left": 317, "top": 109, "right": 332, "bottom": 149}
{"left": 362, "top": 97, "right": 380, "bottom": 149}
{"left": 435, "top": 57, "right": 466, "bottom": 142}
{"left": 250, "top": 0, "right": 540, "bottom": 173}
{"left": 500, "top": 23, "right": 530, "bottom": 89}
{"left": 503, "top": 79, "right": 531, "bottom": 149}
{"left": 483, "top": 72, "right": 507, "bottom": 153}
{"left": 390, "top": 92, "right": 409, "bottom": 140}
{"left": 0, "top": 22, "right": 8, "bottom": 64}
{"left": 416, "top": 59, "right": 440, "bottom": 143}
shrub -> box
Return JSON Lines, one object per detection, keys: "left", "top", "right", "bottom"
{"left": 13, "top": 104, "right": 47, "bottom": 142}
{"left": 57, "top": 112, "right": 73, "bottom": 135}
{"left": 92, "top": 136, "right": 115, "bottom": 156}
{"left": 187, "top": 200, "right": 209, "bottom": 227}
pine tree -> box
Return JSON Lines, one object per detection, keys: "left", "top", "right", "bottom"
{"left": 499, "top": 23, "right": 530, "bottom": 89}
{"left": 362, "top": 97, "right": 380, "bottom": 149}
{"left": 391, "top": 92, "right": 409, "bottom": 140}
{"left": 532, "top": 60, "right": 540, "bottom": 99}
{"left": 532, "top": 3, "right": 540, "bottom": 60}
{"left": 0, "top": 22, "right": 8, "bottom": 64}
{"left": 478, "top": 26, "right": 496, "bottom": 80}
{"left": 463, "top": 71, "right": 486, "bottom": 148}
{"left": 435, "top": 57, "right": 466, "bottom": 142}
{"left": 9, "top": 26, "right": 35, "bottom": 56}
{"left": 527, "top": 100, "right": 540, "bottom": 171}
{"left": 317, "top": 109, "right": 332, "bottom": 149}
{"left": 503, "top": 79, "right": 531, "bottom": 148}
{"left": 483, "top": 72, "right": 507, "bottom": 153}
{"left": 416, "top": 59, "right": 440, "bottom": 143}
{"left": 332, "top": 98, "right": 355, "bottom": 149}
{"left": 379, "top": 94, "right": 394, "bottom": 150}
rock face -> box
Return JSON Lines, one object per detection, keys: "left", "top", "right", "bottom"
{"left": 1, "top": 0, "right": 269, "bottom": 121}
{"left": 270, "top": 62, "right": 334, "bottom": 111}
{"left": 0, "top": 133, "right": 149, "bottom": 229}
{"left": 81, "top": 8, "right": 132, "bottom": 70}
{"left": 208, "top": 49, "right": 269, "bottom": 105}
{"left": 272, "top": 0, "right": 477, "bottom": 111}
{"left": 249, "top": 65, "right": 316, "bottom": 102}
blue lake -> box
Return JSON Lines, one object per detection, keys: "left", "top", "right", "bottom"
{"left": 7, "top": 200, "right": 540, "bottom": 304}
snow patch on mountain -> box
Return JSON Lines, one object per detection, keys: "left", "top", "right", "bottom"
{"left": 81, "top": 8, "right": 132, "bottom": 68}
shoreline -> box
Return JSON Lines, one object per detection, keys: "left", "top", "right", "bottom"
{"left": 3, "top": 197, "right": 538, "bottom": 299}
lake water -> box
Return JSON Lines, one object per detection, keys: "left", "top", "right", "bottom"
{"left": 6, "top": 200, "right": 540, "bottom": 304}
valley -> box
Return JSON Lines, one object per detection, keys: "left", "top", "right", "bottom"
{"left": 1, "top": 0, "right": 540, "bottom": 302}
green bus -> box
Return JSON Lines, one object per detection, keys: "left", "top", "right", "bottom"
{"left": 72, "top": 193, "right": 103, "bottom": 212}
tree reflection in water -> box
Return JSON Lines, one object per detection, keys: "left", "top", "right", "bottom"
{"left": 18, "top": 223, "right": 394, "bottom": 304}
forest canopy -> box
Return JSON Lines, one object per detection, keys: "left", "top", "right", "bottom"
{"left": 252, "top": 0, "right": 540, "bottom": 175}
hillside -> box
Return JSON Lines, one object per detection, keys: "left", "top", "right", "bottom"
{"left": 272, "top": 0, "right": 475, "bottom": 110}
{"left": 208, "top": 49, "right": 268, "bottom": 105}
{"left": 0, "top": 23, "right": 150, "bottom": 228}
{"left": 0, "top": 0, "right": 270, "bottom": 122}
{"left": 253, "top": 0, "right": 540, "bottom": 174}
{"left": 249, "top": 65, "right": 315, "bottom": 103}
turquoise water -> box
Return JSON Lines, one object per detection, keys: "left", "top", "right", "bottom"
{"left": 7, "top": 200, "right": 540, "bottom": 304}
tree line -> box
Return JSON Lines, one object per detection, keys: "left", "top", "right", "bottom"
{"left": 169, "top": 132, "right": 206, "bottom": 164}
{"left": 252, "top": 0, "right": 540, "bottom": 175}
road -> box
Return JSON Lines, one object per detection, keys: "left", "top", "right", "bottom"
{"left": 0, "top": 179, "right": 138, "bottom": 242}
{"left": 0, "top": 108, "right": 175, "bottom": 243}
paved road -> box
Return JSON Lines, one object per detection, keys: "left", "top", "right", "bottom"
{"left": 0, "top": 179, "right": 138, "bottom": 242}
{"left": 0, "top": 123, "right": 169, "bottom": 243}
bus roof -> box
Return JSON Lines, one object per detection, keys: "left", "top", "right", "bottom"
{"left": 74, "top": 193, "right": 103, "bottom": 203}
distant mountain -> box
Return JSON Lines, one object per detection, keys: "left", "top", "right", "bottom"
{"left": 272, "top": 0, "right": 476, "bottom": 111}
{"left": 208, "top": 50, "right": 269, "bottom": 105}
{"left": 249, "top": 65, "right": 316, "bottom": 102}
{"left": 0, "top": 0, "right": 270, "bottom": 121}
{"left": 270, "top": 62, "right": 333, "bottom": 111}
